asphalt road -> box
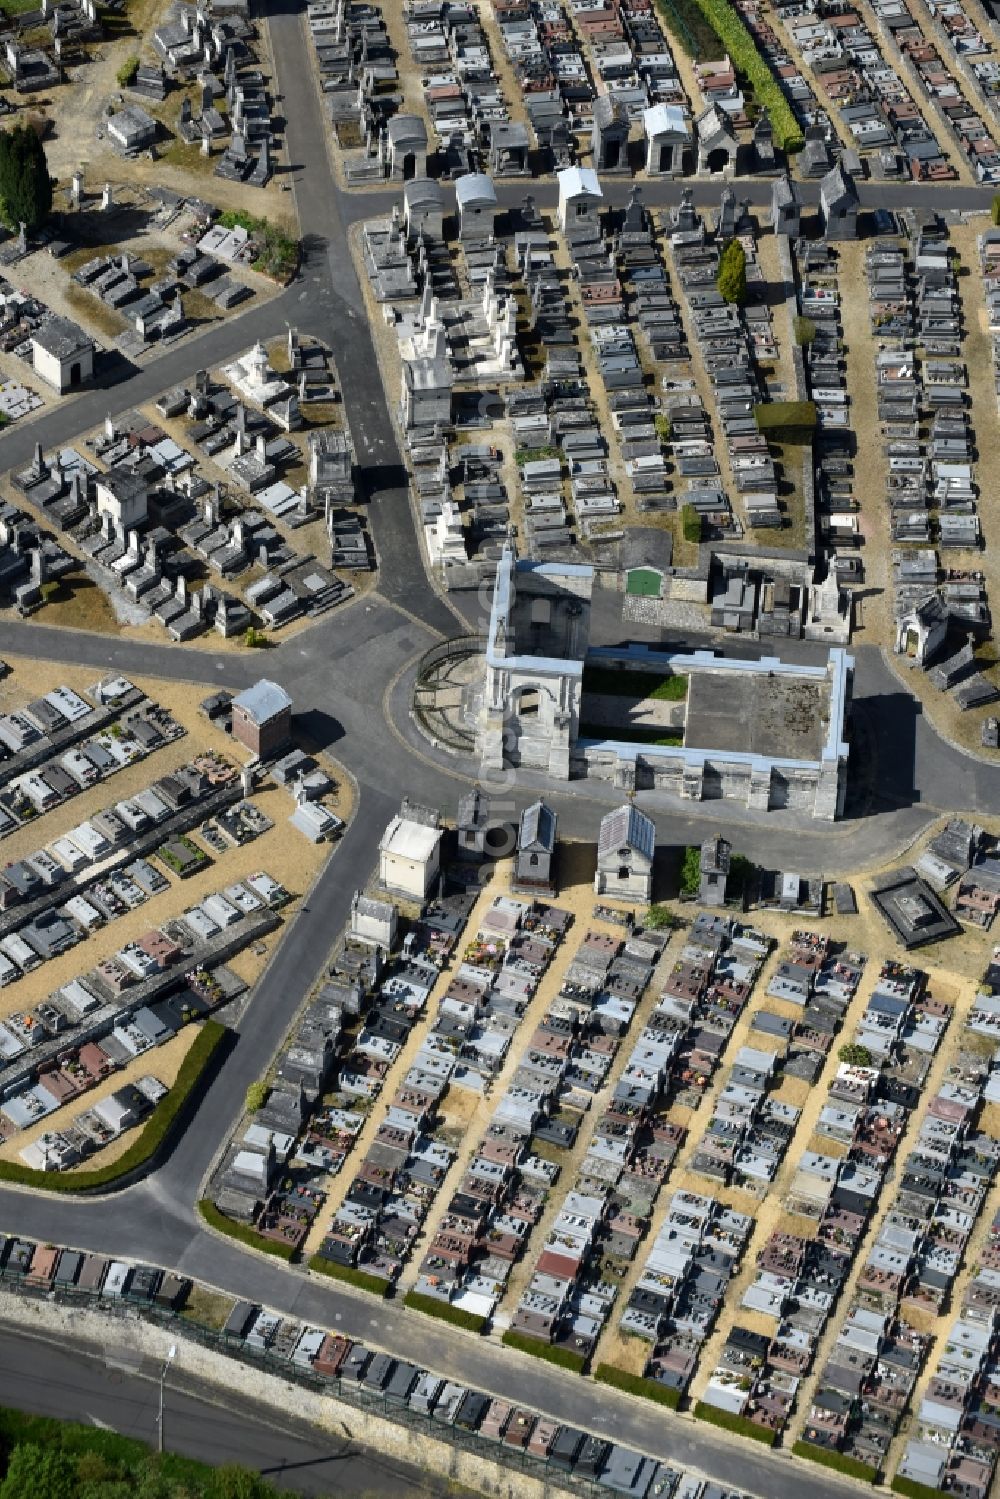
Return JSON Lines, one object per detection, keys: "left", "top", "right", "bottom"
{"left": 0, "top": 8, "right": 990, "bottom": 1499}
{"left": 0, "top": 1323, "right": 444, "bottom": 1497}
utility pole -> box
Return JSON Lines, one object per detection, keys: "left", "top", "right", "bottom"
{"left": 157, "top": 1345, "right": 177, "bottom": 1455}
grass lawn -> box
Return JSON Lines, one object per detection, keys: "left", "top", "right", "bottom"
{"left": 579, "top": 723, "right": 683, "bottom": 747}
{"left": 583, "top": 666, "right": 687, "bottom": 700}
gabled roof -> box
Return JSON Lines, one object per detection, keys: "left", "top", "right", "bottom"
{"left": 598, "top": 804, "right": 655, "bottom": 862}
{"left": 556, "top": 165, "right": 602, "bottom": 202}
{"left": 519, "top": 799, "right": 556, "bottom": 853}
{"left": 32, "top": 316, "right": 94, "bottom": 360}
{"left": 821, "top": 159, "right": 859, "bottom": 210}
{"left": 643, "top": 103, "right": 689, "bottom": 139}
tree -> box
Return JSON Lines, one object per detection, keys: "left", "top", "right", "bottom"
{"left": 679, "top": 846, "right": 702, "bottom": 897}
{"left": 0, "top": 126, "right": 53, "bottom": 233}
{"left": 838, "top": 1043, "right": 873, "bottom": 1068}
{"left": 245, "top": 1081, "right": 269, "bottom": 1113}
{"left": 0, "top": 1444, "right": 77, "bottom": 1499}
{"left": 716, "top": 237, "right": 747, "bottom": 306}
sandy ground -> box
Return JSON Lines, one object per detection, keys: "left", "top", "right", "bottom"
{"left": 835, "top": 223, "right": 1000, "bottom": 755}
{"left": 5, "top": 0, "right": 297, "bottom": 233}
{"left": 2, "top": 330, "right": 374, "bottom": 647}
{"left": 660, "top": 215, "right": 745, "bottom": 534}
{"left": 0, "top": 1021, "right": 200, "bottom": 1168}
{"left": 14, "top": 211, "right": 277, "bottom": 353}
{"left": 904, "top": 0, "right": 1000, "bottom": 164}
{"left": 833, "top": 238, "right": 894, "bottom": 642}
{"left": 591, "top": 833, "right": 999, "bottom": 1411}
{"left": 853, "top": 0, "right": 973, "bottom": 185}
{"left": 0, "top": 656, "right": 342, "bottom": 1026}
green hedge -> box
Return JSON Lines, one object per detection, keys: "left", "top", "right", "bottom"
{"left": 683, "top": 0, "right": 803, "bottom": 151}
{"left": 308, "top": 1256, "right": 393, "bottom": 1298}
{"left": 594, "top": 1364, "right": 682, "bottom": 1408}
{"left": 755, "top": 400, "right": 817, "bottom": 434}
{"left": 403, "top": 1291, "right": 487, "bottom": 1333}
{"left": 694, "top": 1402, "right": 777, "bottom": 1446}
{"left": 0, "top": 1021, "right": 228, "bottom": 1193}
{"left": 892, "top": 1477, "right": 947, "bottom": 1499}
{"left": 197, "top": 1199, "right": 297, "bottom": 1262}
{"left": 502, "top": 1330, "right": 587, "bottom": 1372}
{"left": 792, "top": 1441, "right": 879, "bottom": 1482}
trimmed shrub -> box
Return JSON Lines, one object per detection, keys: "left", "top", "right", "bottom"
{"left": 197, "top": 1200, "right": 297, "bottom": 1262}
{"left": 403, "top": 1291, "right": 487, "bottom": 1333}
{"left": 993, "top": 194, "right": 1000, "bottom": 226}
{"left": 643, "top": 904, "right": 675, "bottom": 932}
{"left": 244, "top": 1081, "right": 269, "bottom": 1113}
{"left": 694, "top": 1403, "right": 777, "bottom": 1445}
{"left": 501, "top": 1330, "right": 587, "bottom": 1372}
{"left": 838, "top": 1043, "right": 872, "bottom": 1067}
{"left": 116, "top": 56, "right": 139, "bottom": 86}
{"left": 792, "top": 1442, "right": 879, "bottom": 1482}
{"left": 0, "top": 1022, "right": 227, "bottom": 1192}
{"left": 892, "top": 1477, "right": 947, "bottom": 1499}
{"left": 754, "top": 400, "right": 817, "bottom": 435}
{"left": 793, "top": 314, "right": 816, "bottom": 346}
{"left": 593, "top": 1365, "right": 682, "bottom": 1408}
{"left": 308, "top": 1256, "right": 393, "bottom": 1297}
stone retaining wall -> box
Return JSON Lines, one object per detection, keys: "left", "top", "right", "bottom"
{"left": 0, "top": 1294, "right": 581, "bottom": 1499}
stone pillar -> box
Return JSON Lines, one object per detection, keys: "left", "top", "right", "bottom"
{"left": 680, "top": 764, "right": 704, "bottom": 801}
{"left": 747, "top": 766, "right": 772, "bottom": 811}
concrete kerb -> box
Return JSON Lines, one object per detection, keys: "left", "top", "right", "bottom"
{"left": 0, "top": 1283, "right": 880, "bottom": 1499}
{"left": 192, "top": 773, "right": 360, "bottom": 1208}
{"left": 0, "top": 1295, "right": 578, "bottom": 1499}
{"left": 382, "top": 643, "right": 940, "bottom": 868}
{"left": 876, "top": 642, "right": 999, "bottom": 776}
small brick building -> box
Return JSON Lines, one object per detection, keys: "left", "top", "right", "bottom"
{"left": 231, "top": 679, "right": 293, "bottom": 760}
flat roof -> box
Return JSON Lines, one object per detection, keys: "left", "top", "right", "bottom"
{"left": 586, "top": 646, "right": 853, "bottom": 769}
{"left": 685, "top": 670, "right": 825, "bottom": 762}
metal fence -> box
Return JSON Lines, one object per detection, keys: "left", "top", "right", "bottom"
{"left": 4, "top": 1276, "right": 632, "bottom": 1497}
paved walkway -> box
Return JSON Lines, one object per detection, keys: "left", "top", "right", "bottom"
{"left": 0, "top": 8, "right": 993, "bottom": 1498}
